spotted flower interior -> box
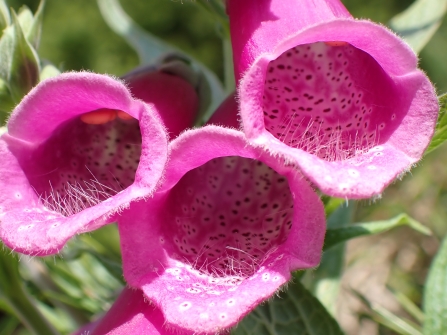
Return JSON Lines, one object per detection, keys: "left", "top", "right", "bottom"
{"left": 263, "top": 41, "right": 406, "bottom": 161}
{"left": 162, "top": 156, "right": 294, "bottom": 280}
{"left": 136, "top": 155, "right": 298, "bottom": 332}
{"left": 0, "top": 72, "right": 169, "bottom": 255}
{"left": 120, "top": 126, "right": 325, "bottom": 333}
{"left": 15, "top": 110, "right": 141, "bottom": 216}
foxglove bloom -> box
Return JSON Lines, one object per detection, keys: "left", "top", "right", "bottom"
{"left": 0, "top": 72, "right": 173, "bottom": 255}
{"left": 74, "top": 288, "right": 194, "bottom": 335}
{"left": 228, "top": 0, "right": 439, "bottom": 198}
{"left": 118, "top": 123, "right": 325, "bottom": 333}
{"left": 122, "top": 66, "right": 199, "bottom": 139}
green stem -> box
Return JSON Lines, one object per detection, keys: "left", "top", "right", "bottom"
{"left": 223, "top": 36, "right": 235, "bottom": 92}
{"left": 0, "top": 249, "right": 59, "bottom": 335}
{"left": 195, "top": 1, "right": 234, "bottom": 92}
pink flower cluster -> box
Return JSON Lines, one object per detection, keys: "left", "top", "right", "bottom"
{"left": 0, "top": 0, "right": 438, "bottom": 334}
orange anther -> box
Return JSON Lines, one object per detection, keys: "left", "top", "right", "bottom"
{"left": 80, "top": 109, "right": 117, "bottom": 124}
{"left": 324, "top": 41, "right": 349, "bottom": 47}
{"left": 117, "top": 110, "right": 135, "bottom": 120}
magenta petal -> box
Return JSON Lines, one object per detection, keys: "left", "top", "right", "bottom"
{"left": 123, "top": 70, "right": 199, "bottom": 139}
{"left": 229, "top": 0, "right": 439, "bottom": 198}
{"left": 227, "top": 0, "right": 351, "bottom": 81}
{"left": 207, "top": 92, "right": 240, "bottom": 129}
{"left": 118, "top": 126, "right": 325, "bottom": 333}
{"left": 73, "top": 288, "right": 194, "bottom": 335}
{"left": 0, "top": 72, "right": 168, "bottom": 255}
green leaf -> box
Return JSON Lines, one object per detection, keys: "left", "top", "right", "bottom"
{"left": 4, "top": 11, "right": 40, "bottom": 103}
{"left": 97, "top": 0, "right": 173, "bottom": 63}
{"left": 354, "top": 291, "right": 423, "bottom": 335}
{"left": 96, "top": 0, "right": 225, "bottom": 123}
{"left": 0, "top": 248, "right": 59, "bottom": 335}
{"left": 232, "top": 280, "right": 345, "bottom": 335}
{"left": 423, "top": 233, "right": 447, "bottom": 334}
{"left": 78, "top": 223, "right": 122, "bottom": 261}
{"left": 323, "top": 197, "right": 346, "bottom": 218}
{"left": 34, "top": 301, "right": 76, "bottom": 334}
{"left": 391, "top": 290, "right": 424, "bottom": 324}
{"left": 0, "top": 316, "right": 20, "bottom": 335}
{"left": 304, "top": 202, "right": 354, "bottom": 315}
{"left": 64, "top": 247, "right": 124, "bottom": 284}
{"left": 0, "top": 0, "right": 10, "bottom": 33}
{"left": 324, "top": 213, "right": 431, "bottom": 251}
{"left": 17, "top": 257, "right": 89, "bottom": 330}
{"left": 41, "top": 252, "right": 122, "bottom": 314}
{"left": 425, "top": 94, "right": 447, "bottom": 154}
{"left": 389, "top": 0, "right": 447, "bottom": 53}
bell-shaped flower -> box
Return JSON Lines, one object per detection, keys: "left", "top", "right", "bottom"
{"left": 0, "top": 70, "right": 196, "bottom": 256}
{"left": 117, "top": 118, "right": 325, "bottom": 333}
{"left": 73, "top": 288, "right": 194, "bottom": 335}
{"left": 122, "top": 63, "right": 199, "bottom": 139}
{"left": 227, "top": 0, "right": 439, "bottom": 198}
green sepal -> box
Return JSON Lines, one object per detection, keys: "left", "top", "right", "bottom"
{"left": 423, "top": 233, "right": 447, "bottom": 334}
{"left": 0, "top": 77, "right": 14, "bottom": 124}
{"left": 26, "top": 0, "right": 45, "bottom": 49}
{"left": 231, "top": 280, "right": 345, "bottom": 335}
{"left": 39, "top": 62, "right": 61, "bottom": 82}
{"left": 425, "top": 93, "right": 447, "bottom": 154}
{"left": 324, "top": 213, "right": 431, "bottom": 251}
{"left": 0, "top": 0, "right": 10, "bottom": 33}
{"left": 15, "top": 0, "right": 44, "bottom": 49}
{"left": 17, "top": 6, "right": 34, "bottom": 38}
{"left": 389, "top": 0, "right": 447, "bottom": 53}
{"left": 0, "top": 24, "right": 14, "bottom": 81}
{"left": 7, "top": 11, "right": 40, "bottom": 103}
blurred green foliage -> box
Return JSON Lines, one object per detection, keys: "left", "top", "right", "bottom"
{"left": 7, "top": 0, "right": 224, "bottom": 78}
{"left": 4, "top": 0, "right": 447, "bottom": 92}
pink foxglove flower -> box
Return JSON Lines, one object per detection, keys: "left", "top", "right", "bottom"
{"left": 0, "top": 72, "right": 172, "bottom": 255}
{"left": 117, "top": 123, "right": 325, "bottom": 333}
{"left": 123, "top": 68, "right": 199, "bottom": 139}
{"left": 73, "top": 288, "right": 194, "bottom": 335}
{"left": 228, "top": 0, "right": 439, "bottom": 198}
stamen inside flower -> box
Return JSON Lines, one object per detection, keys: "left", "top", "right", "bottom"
{"left": 162, "top": 156, "right": 294, "bottom": 280}
{"left": 324, "top": 41, "right": 349, "bottom": 47}
{"left": 116, "top": 110, "right": 135, "bottom": 121}
{"left": 80, "top": 108, "right": 118, "bottom": 124}
{"left": 18, "top": 112, "right": 142, "bottom": 216}
{"left": 80, "top": 109, "right": 135, "bottom": 124}
{"left": 263, "top": 41, "right": 404, "bottom": 161}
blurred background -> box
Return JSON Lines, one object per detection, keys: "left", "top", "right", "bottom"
{"left": 1, "top": 0, "right": 447, "bottom": 334}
